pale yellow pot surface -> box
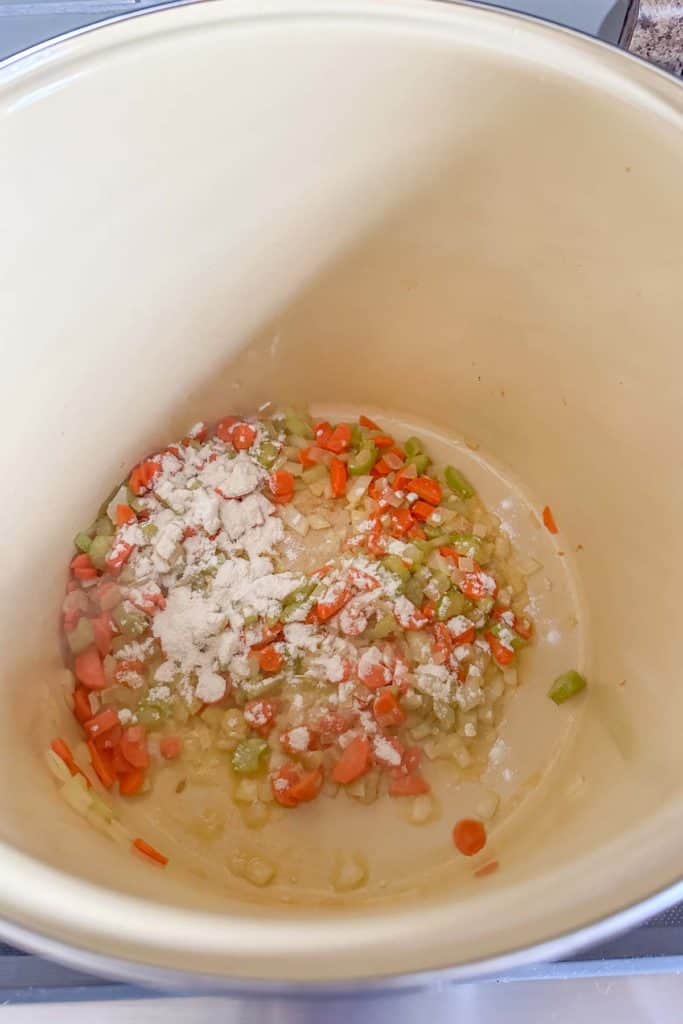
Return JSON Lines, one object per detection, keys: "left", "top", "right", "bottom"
{"left": 0, "top": 0, "right": 682, "bottom": 984}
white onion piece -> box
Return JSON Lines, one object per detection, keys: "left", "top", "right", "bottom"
{"left": 519, "top": 557, "right": 542, "bottom": 576}
{"left": 384, "top": 451, "right": 403, "bottom": 471}
{"left": 346, "top": 475, "right": 372, "bottom": 506}
{"left": 280, "top": 504, "right": 310, "bottom": 536}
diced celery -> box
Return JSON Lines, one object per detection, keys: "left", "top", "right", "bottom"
{"left": 407, "top": 453, "right": 431, "bottom": 474}
{"left": 381, "top": 555, "right": 411, "bottom": 582}
{"left": 349, "top": 443, "right": 378, "bottom": 476}
{"left": 112, "top": 604, "right": 148, "bottom": 638}
{"left": 402, "top": 543, "right": 424, "bottom": 566}
{"left": 476, "top": 596, "right": 495, "bottom": 615}
{"left": 404, "top": 575, "right": 425, "bottom": 607}
{"left": 67, "top": 617, "right": 95, "bottom": 655}
{"left": 74, "top": 532, "right": 92, "bottom": 553}
{"left": 490, "top": 621, "right": 525, "bottom": 650}
{"left": 88, "top": 534, "right": 112, "bottom": 570}
{"left": 404, "top": 436, "right": 424, "bottom": 458}
{"left": 282, "top": 581, "right": 316, "bottom": 608}
{"left": 95, "top": 516, "right": 115, "bottom": 537}
{"left": 142, "top": 523, "right": 158, "bottom": 541}
{"left": 349, "top": 424, "right": 364, "bottom": 449}
{"left": 424, "top": 523, "right": 450, "bottom": 540}
{"left": 232, "top": 738, "right": 270, "bottom": 775}
{"left": 136, "top": 699, "right": 170, "bottom": 727}
{"left": 445, "top": 465, "right": 475, "bottom": 500}
{"left": 369, "top": 614, "right": 397, "bottom": 640}
{"left": 283, "top": 411, "right": 314, "bottom": 439}
{"left": 449, "top": 533, "right": 483, "bottom": 561}
{"left": 302, "top": 464, "right": 328, "bottom": 485}
{"left": 436, "top": 589, "right": 466, "bottom": 621}
{"left": 549, "top": 670, "right": 587, "bottom": 705}
{"left": 256, "top": 441, "right": 279, "bottom": 469}
{"left": 430, "top": 569, "right": 451, "bottom": 596}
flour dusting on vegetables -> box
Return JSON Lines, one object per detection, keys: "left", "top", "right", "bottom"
{"left": 48, "top": 409, "right": 585, "bottom": 882}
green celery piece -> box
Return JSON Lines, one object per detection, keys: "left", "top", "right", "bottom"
{"left": 349, "top": 443, "right": 378, "bottom": 476}
{"left": 95, "top": 516, "right": 114, "bottom": 537}
{"left": 369, "top": 614, "right": 397, "bottom": 640}
{"left": 407, "top": 453, "right": 430, "bottom": 474}
{"left": 436, "top": 589, "right": 466, "bottom": 621}
{"left": 404, "top": 575, "right": 425, "bottom": 607}
{"left": 445, "top": 466, "right": 475, "bottom": 500}
{"left": 74, "top": 532, "right": 92, "bottom": 553}
{"left": 232, "top": 738, "right": 270, "bottom": 774}
{"left": 449, "top": 533, "right": 483, "bottom": 561}
{"left": 381, "top": 555, "right": 411, "bottom": 582}
{"left": 256, "top": 441, "right": 279, "bottom": 469}
{"left": 112, "top": 604, "right": 148, "bottom": 638}
{"left": 283, "top": 582, "right": 316, "bottom": 607}
{"left": 549, "top": 670, "right": 587, "bottom": 705}
{"left": 67, "top": 617, "right": 95, "bottom": 655}
{"left": 88, "top": 534, "right": 112, "bottom": 570}
{"left": 283, "top": 410, "right": 314, "bottom": 440}
{"left": 349, "top": 424, "right": 364, "bottom": 449}
{"left": 404, "top": 436, "right": 424, "bottom": 458}
{"left": 490, "top": 621, "right": 525, "bottom": 651}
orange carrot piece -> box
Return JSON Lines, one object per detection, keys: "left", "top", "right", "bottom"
{"left": 84, "top": 707, "right": 119, "bottom": 740}
{"left": 474, "top": 859, "right": 500, "bottom": 879}
{"left": 115, "top": 504, "right": 136, "bottom": 526}
{"left": 315, "top": 587, "right": 351, "bottom": 622}
{"left": 215, "top": 415, "right": 238, "bottom": 442}
{"left": 129, "top": 460, "right": 160, "bottom": 496}
{"left": 132, "top": 837, "right": 168, "bottom": 866}
{"left": 160, "top": 736, "right": 183, "bottom": 760}
{"left": 120, "top": 725, "right": 149, "bottom": 769}
{"left": 271, "top": 764, "right": 300, "bottom": 807}
{"left": 411, "top": 476, "right": 442, "bottom": 506}
{"left": 332, "top": 736, "right": 371, "bottom": 784}
{"left": 257, "top": 645, "right": 283, "bottom": 674}
{"left": 371, "top": 435, "right": 395, "bottom": 449}
{"left": 320, "top": 423, "right": 351, "bottom": 454}
{"left": 269, "top": 470, "right": 295, "bottom": 504}
{"left": 453, "top": 818, "right": 487, "bottom": 856}
{"left": 72, "top": 686, "right": 93, "bottom": 725}
{"left": 486, "top": 632, "right": 515, "bottom": 666}
{"left": 542, "top": 505, "right": 559, "bottom": 534}
{"left": 51, "top": 737, "right": 91, "bottom": 787}
{"left": 389, "top": 773, "right": 430, "bottom": 797}
{"left": 120, "top": 769, "right": 146, "bottom": 796}
{"left": 232, "top": 423, "right": 256, "bottom": 450}
{"left": 359, "top": 415, "right": 380, "bottom": 430}
{"left": 289, "top": 767, "right": 323, "bottom": 804}
{"left": 74, "top": 646, "right": 107, "bottom": 690}
{"left": 87, "top": 739, "right": 116, "bottom": 788}
{"left": 329, "top": 458, "right": 348, "bottom": 498}
{"left": 372, "top": 690, "right": 405, "bottom": 727}
{"left": 411, "top": 500, "right": 436, "bottom": 522}
{"left": 91, "top": 614, "right": 113, "bottom": 657}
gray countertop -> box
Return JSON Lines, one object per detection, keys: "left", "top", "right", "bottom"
{"left": 631, "top": 0, "right": 683, "bottom": 74}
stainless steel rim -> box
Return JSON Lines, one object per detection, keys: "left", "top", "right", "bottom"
{"left": 0, "top": 0, "right": 681, "bottom": 992}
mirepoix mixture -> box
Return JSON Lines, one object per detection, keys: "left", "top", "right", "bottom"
{"left": 47, "top": 407, "right": 581, "bottom": 875}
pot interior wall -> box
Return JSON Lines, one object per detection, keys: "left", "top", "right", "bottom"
{"left": 0, "top": 0, "right": 681, "bottom": 980}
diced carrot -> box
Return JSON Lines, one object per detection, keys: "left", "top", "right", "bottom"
{"left": 393, "top": 466, "right": 416, "bottom": 493}
{"left": 542, "top": 505, "right": 559, "bottom": 534}
{"left": 313, "top": 712, "right": 350, "bottom": 748}
{"left": 160, "top": 735, "right": 183, "bottom": 760}
{"left": 460, "top": 571, "right": 496, "bottom": 601}
{"left": 116, "top": 504, "right": 136, "bottom": 526}
{"left": 114, "top": 659, "right": 145, "bottom": 685}
{"left": 84, "top": 707, "right": 119, "bottom": 740}
{"left": 232, "top": 423, "right": 256, "bottom": 450}
{"left": 371, "top": 435, "right": 395, "bottom": 449}
{"left": 402, "top": 746, "right": 422, "bottom": 774}
{"left": 269, "top": 470, "right": 295, "bottom": 505}
{"left": 74, "top": 646, "right": 107, "bottom": 690}
{"left": 411, "top": 500, "right": 436, "bottom": 522}
{"left": 244, "top": 698, "right": 279, "bottom": 736}
{"left": 474, "top": 859, "right": 499, "bottom": 879}
{"left": 486, "top": 632, "right": 515, "bottom": 666}
{"left": 298, "top": 446, "right": 318, "bottom": 468}
{"left": 215, "top": 415, "right": 238, "bottom": 442}
{"left": 452, "top": 818, "right": 487, "bottom": 856}
{"left": 132, "top": 837, "right": 167, "bottom": 865}
{"left": 120, "top": 725, "right": 149, "bottom": 769}
{"left": 431, "top": 622, "right": 453, "bottom": 664}
{"left": 359, "top": 415, "right": 380, "bottom": 430}
{"left": 251, "top": 621, "right": 284, "bottom": 650}
{"left": 95, "top": 724, "right": 122, "bottom": 752}
{"left": 332, "top": 736, "right": 371, "bottom": 784}
{"left": 348, "top": 567, "right": 380, "bottom": 592}
{"left": 87, "top": 739, "right": 116, "bottom": 788}
{"left": 271, "top": 764, "right": 300, "bottom": 807}
{"left": 91, "top": 614, "right": 113, "bottom": 657}
{"left": 120, "top": 769, "right": 146, "bottom": 796}
{"left": 407, "top": 524, "right": 425, "bottom": 540}
{"left": 70, "top": 553, "right": 98, "bottom": 581}
{"left": 514, "top": 616, "right": 533, "bottom": 640}
{"left": 257, "top": 646, "right": 283, "bottom": 674}
{"left": 72, "top": 686, "right": 93, "bottom": 726}
{"left": 129, "top": 460, "right": 160, "bottom": 496}
{"left": 112, "top": 746, "right": 132, "bottom": 775}
{"left": 372, "top": 690, "right": 405, "bottom": 727}
{"left": 373, "top": 457, "right": 392, "bottom": 476}
{"left": 388, "top": 507, "right": 414, "bottom": 537}
{"left": 389, "top": 773, "right": 430, "bottom": 796}
{"left": 315, "top": 587, "right": 351, "bottom": 622}
{"left": 289, "top": 767, "right": 323, "bottom": 803}
{"left": 51, "top": 737, "right": 90, "bottom": 786}
{"left": 330, "top": 458, "right": 348, "bottom": 498}
{"left": 412, "top": 476, "right": 442, "bottom": 506}
{"left": 366, "top": 523, "right": 387, "bottom": 556}
{"left": 319, "top": 422, "right": 352, "bottom": 454}
{"left": 421, "top": 599, "right": 437, "bottom": 621}
{"left": 313, "top": 421, "right": 333, "bottom": 445}
{"left": 359, "top": 661, "right": 391, "bottom": 690}
{"left": 105, "top": 541, "right": 134, "bottom": 572}
{"left": 63, "top": 606, "right": 80, "bottom": 632}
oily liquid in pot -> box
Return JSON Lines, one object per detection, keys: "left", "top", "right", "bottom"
{"left": 61, "top": 409, "right": 584, "bottom": 907}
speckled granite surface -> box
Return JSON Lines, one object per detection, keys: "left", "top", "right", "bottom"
{"left": 631, "top": 0, "right": 683, "bottom": 75}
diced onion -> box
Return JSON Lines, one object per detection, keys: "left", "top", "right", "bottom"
{"left": 518, "top": 557, "right": 542, "bottom": 576}
{"left": 410, "top": 793, "right": 435, "bottom": 825}
{"left": 346, "top": 475, "right": 372, "bottom": 506}
{"left": 384, "top": 451, "right": 403, "bottom": 471}
{"left": 45, "top": 749, "right": 72, "bottom": 784}
{"left": 245, "top": 856, "right": 275, "bottom": 887}
{"left": 308, "top": 514, "right": 331, "bottom": 530}
{"left": 331, "top": 853, "right": 367, "bottom": 892}
{"left": 475, "top": 790, "right": 500, "bottom": 821}
{"left": 280, "top": 504, "right": 310, "bottom": 536}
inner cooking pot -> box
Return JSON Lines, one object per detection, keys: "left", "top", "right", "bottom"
{"left": 0, "top": 0, "right": 682, "bottom": 986}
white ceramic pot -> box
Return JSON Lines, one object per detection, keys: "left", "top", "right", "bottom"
{"left": 0, "top": 0, "right": 682, "bottom": 990}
